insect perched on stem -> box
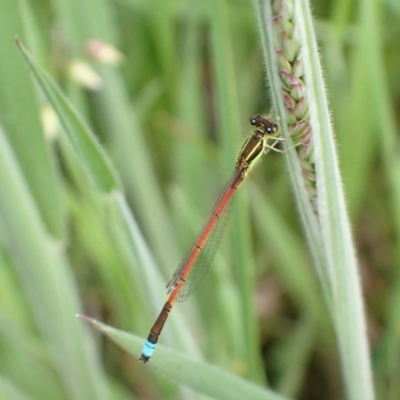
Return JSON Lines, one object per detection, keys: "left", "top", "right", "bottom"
{"left": 140, "top": 114, "right": 283, "bottom": 363}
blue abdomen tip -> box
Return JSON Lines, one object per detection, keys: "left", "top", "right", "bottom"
{"left": 142, "top": 340, "right": 156, "bottom": 357}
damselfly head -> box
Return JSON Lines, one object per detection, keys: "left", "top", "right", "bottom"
{"left": 249, "top": 114, "right": 279, "bottom": 136}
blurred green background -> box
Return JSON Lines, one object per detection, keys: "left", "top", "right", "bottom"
{"left": 0, "top": 0, "right": 399, "bottom": 399}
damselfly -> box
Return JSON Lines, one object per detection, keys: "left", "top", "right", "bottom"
{"left": 140, "top": 114, "right": 283, "bottom": 363}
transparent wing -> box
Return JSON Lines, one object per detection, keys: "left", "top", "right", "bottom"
{"left": 177, "top": 200, "right": 233, "bottom": 301}
{"left": 166, "top": 170, "right": 242, "bottom": 301}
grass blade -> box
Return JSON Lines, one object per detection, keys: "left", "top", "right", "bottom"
{"left": 15, "top": 39, "right": 120, "bottom": 194}
{"left": 79, "top": 316, "right": 291, "bottom": 400}
{"left": 255, "top": 1, "right": 375, "bottom": 398}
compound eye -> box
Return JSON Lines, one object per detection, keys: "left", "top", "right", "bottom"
{"left": 249, "top": 114, "right": 261, "bottom": 126}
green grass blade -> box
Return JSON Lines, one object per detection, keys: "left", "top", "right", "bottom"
{"left": 208, "top": 0, "right": 263, "bottom": 381}
{"left": 255, "top": 1, "right": 375, "bottom": 399}
{"left": 79, "top": 316, "right": 291, "bottom": 400}
{"left": 0, "top": 124, "right": 111, "bottom": 400}
{"left": 0, "top": 0, "right": 63, "bottom": 238}
{"left": 15, "top": 39, "right": 120, "bottom": 194}
{"left": 357, "top": 1, "right": 400, "bottom": 396}
{"left": 0, "top": 376, "right": 35, "bottom": 400}
{"left": 51, "top": 0, "right": 180, "bottom": 271}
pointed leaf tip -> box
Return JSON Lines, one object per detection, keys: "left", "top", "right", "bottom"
{"left": 76, "top": 314, "right": 98, "bottom": 325}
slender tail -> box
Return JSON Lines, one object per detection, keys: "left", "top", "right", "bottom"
{"left": 139, "top": 301, "right": 172, "bottom": 363}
